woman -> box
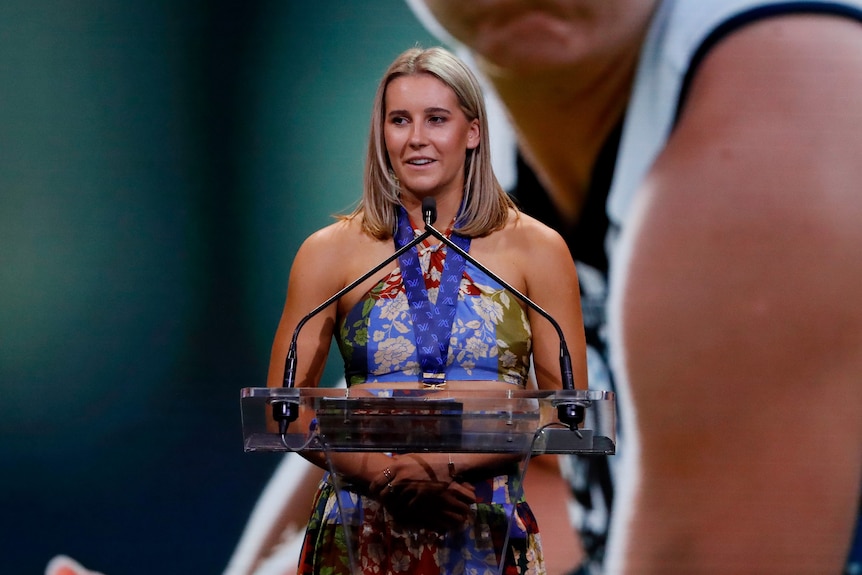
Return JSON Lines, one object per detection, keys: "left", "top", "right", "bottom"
{"left": 267, "top": 46, "right": 587, "bottom": 575}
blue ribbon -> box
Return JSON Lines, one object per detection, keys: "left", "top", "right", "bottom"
{"left": 394, "top": 205, "right": 471, "bottom": 384}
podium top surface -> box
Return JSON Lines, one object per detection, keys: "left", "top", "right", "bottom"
{"left": 240, "top": 385, "right": 615, "bottom": 455}
{"left": 243, "top": 383, "right": 612, "bottom": 400}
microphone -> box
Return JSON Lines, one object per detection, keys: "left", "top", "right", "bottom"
{"left": 422, "top": 196, "right": 437, "bottom": 226}
{"left": 419, "top": 198, "right": 584, "bottom": 427}
{"left": 271, "top": 210, "right": 434, "bottom": 432}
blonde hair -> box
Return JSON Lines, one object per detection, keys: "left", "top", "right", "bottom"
{"left": 348, "top": 46, "right": 516, "bottom": 239}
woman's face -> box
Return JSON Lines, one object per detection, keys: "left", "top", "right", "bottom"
{"left": 409, "top": 0, "right": 656, "bottom": 75}
{"left": 383, "top": 73, "right": 479, "bottom": 201}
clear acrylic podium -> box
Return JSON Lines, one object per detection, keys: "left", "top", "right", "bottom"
{"left": 240, "top": 384, "right": 615, "bottom": 574}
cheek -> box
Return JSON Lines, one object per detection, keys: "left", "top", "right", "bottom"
{"left": 383, "top": 128, "right": 403, "bottom": 157}
{"left": 444, "top": 132, "right": 472, "bottom": 155}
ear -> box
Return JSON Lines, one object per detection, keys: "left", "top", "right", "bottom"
{"left": 466, "top": 119, "right": 480, "bottom": 150}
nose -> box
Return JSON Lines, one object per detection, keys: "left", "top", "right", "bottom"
{"left": 408, "top": 123, "right": 427, "bottom": 147}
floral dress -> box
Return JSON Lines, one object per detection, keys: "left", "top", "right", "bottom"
{"left": 296, "top": 238, "right": 546, "bottom": 575}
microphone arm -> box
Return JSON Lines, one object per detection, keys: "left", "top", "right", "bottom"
{"left": 272, "top": 211, "right": 435, "bottom": 431}
{"left": 282, "top": 228, "right": 433, "bottom": 389}
{"left": 421, "top": 222, "right": 577, "bottom": 392}
{"left": 271, "top": 205, "right": 437, "bottom": 430}
{"left": 420, "top": 197, "right": 583, "bottom": 427}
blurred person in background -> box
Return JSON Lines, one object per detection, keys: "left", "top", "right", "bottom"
{"left": 406, "top": 0, "right": 862, "bottom": 573}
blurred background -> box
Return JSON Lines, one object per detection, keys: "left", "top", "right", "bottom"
{"left": 0, "top": 1, "right": 438, "bottom": 572}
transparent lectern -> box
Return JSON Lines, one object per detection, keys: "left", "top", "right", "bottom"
{"left": 240, "top": 383, "right": 615, "bottom": 575}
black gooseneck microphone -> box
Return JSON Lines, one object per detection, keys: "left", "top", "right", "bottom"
{"left": 419, "top": 198, "right": 576, "bottom": 391}
{"left": 418, "top": 197, "right": 583, "bottom": 426}
{"left": 272, "top": 197, "right": 583, "bottom": 433}
{"left": 271, "top": 204, "right": 436, "bottom": 432}
{"left": 422, "top": 195, "right": 437, "bottom": 227}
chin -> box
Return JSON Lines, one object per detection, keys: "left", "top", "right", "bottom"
{"left": 470, "top": 15, "right": 587, "bottom": 74}
{"left": 481, "top": 45, "right": 583, "bottom": 76}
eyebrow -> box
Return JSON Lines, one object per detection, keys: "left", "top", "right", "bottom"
{"left": 387, "top": 106, "right": 452, "bottom": 118}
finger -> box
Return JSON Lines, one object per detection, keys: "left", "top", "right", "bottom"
{"left": 438, "top": 495, "right": 473, "bottom": 516}
{"left": 446, "top": 481, "right": 477, "bottom": 504}
{"left": 369, "top": 466, "right": 396, "bottom": 495}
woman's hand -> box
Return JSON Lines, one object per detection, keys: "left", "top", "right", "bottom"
{"left": 368, "top": 454, "right": 477, "bottom": 532}
{"left": 384, "top": 478, "right": 476, "bottom": 532}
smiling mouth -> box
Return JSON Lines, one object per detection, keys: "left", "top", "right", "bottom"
{"left": 407, "top": 158, "right": 435, "bottom": 166}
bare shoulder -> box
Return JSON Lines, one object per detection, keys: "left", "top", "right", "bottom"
{"left": 292, "top": 215, "right": 396, "bottom": 304}
{"left": 300, "top": 217, "right": 360, "bottom": 249}
{"left": 473, "top": 209, "right": 578, "bottom": 286}
{"left": 295, "top": 217, "right": 376, "bottom": 264}
{"left": 621, "top": 9, "right": 862, "bottom": 397}
{"left": 503, "top": 209, "right": 570, "bottom": 257}
{"left": 653, "top": 11, "right": 862, "bottom": 244}
{"left": 676, "top": 11, "right": 862, "bottom": 152}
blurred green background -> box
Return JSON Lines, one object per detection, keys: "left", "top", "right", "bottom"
{"left": 0, "top": 1, "right": 437, "bottom": 572}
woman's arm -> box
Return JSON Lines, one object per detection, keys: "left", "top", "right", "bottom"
{"left": 267, "top": 222, "right": 402, "bottom": 482}
{"left": 266, "top": 224, "right": 345, "bottom": 391}
{"left": 519, "top": 215, "right": 589, "bottom": 391}
{"left": 606, "top": 14, "right": 862, "bottom": 574}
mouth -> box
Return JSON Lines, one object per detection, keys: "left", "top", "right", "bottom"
{"left": 406, "top": 158, "right": 435, "bottom": 166}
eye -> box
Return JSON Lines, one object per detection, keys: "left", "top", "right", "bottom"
{"left": 428, "top": 115, "right": 446, "bottom": 124}
{"left": 390, "top": 116, "right": 408, "bottom": 126}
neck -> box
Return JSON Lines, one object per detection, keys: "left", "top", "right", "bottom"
{"left": 401, "top": 190, "right": 463, "bottom": 233}
{"left": 476, "top": 20, "right": 648, "bottom": 224}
